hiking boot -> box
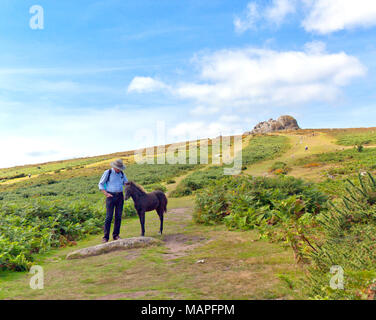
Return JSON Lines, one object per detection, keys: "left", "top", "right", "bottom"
{"left": 113, "top": 236, "right": 121, "bottom": 241}
{"left": 102, "top": 238, "right": 109, "bottom": 243}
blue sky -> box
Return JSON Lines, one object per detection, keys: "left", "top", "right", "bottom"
{"left": 1, "top": 0, "right": 376, "bottom": 167}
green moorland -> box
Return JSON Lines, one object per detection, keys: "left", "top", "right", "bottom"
{"left": 171, "top": 135, "right": 291, "bottom": 197}
{"left": 2, "top": 129, "right": 376, "bottom": 299}
{"left": 0, "top": 149, "right": 136, "bottom": 183}
{"left": 322, "top": 127, "right": 376, "bottom": 146}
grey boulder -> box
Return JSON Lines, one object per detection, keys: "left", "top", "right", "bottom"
{"left": 66, "top": 237, "right": 161, "bottom": 260}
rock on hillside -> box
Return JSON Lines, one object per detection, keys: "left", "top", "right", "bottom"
{"left": 250, "top": 115, "right": 300, "bottom": 134}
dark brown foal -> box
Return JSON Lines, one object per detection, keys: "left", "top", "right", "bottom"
{"left": 124, "top": 182, "right": 168, "bottom": 236}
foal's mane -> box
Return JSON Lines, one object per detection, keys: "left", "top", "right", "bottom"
{"left": 129, "top": 181, "right": 147, "bottom": 195}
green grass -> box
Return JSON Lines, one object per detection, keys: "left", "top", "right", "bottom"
{"left": 170, "top": 166, "right": 224, "bottom": 197}
{"left": 0, "top": 162, "right": 199, "bottom": 272}
{"left": 294, "top": 147, "right": 376, "bottom": 176}
{"left": 3, "top": 129, "right": 375, "bottom": 300}
{"left": 170, "top": 135, "right": 292, "bottom": 197}
{"left": 0, "top": 203, "right": 304, "bottom": 300}
{"left": 242, "top": 135, "right": 291, "bottom": 165}
{"left": 334, "top": 131, "right": 376, "bottom": 146}
{"left": 0, "top": 155, "right": 112, "bottom": 181}
{"left": 0, "top": 163, "right": 198, "bottom": 204}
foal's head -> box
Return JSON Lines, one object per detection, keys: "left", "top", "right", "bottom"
{"left": 124, "top": 181, "right": 146, "bottom": 200}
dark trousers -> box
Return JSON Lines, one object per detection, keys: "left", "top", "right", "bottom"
{"left": 104, "top": 192, "right": 124, "bottom": 240}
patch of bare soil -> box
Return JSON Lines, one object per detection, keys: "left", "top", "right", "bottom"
{"left": 123, "top": 249, "right": 141, "bottom": 260}
{"left": 165, "top": 207, "right": 192, "bottom": 222}
{"left": 162, "top": 233, "right": 206, "bottom": 260}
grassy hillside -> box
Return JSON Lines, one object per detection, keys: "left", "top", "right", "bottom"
{"left": 2, "top": 128, "right": 376, "bottom": 299}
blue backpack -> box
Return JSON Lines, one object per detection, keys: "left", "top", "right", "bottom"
{"left": 103, "top": 169, "right": 124, "bottom": 190}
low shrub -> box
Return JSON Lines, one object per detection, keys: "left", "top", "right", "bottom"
{"left": 303, "top": 162, "right": 321, "bottom": 168}
{"left": 0, "top": 199, "right": 136, "bottom": 271}
{"left": 295, "top": 148, "right": 376, "bottom": 176}
{"left": 194, "top": 175, "right": 327, "bottom": 228}
{"left": 306, "top": 173, "right": 376, "bottom": 299}
{"left": 355, "top": 144, "right": 364, "bottom": 153}
{"left": 269, "top": 161, "right": 290, "bottom": 175}
{"left": 144, "top": 183, "right": 167, "bottom": 193}
{"left": 170, "top": 166, "right": 224, "bottom": 197}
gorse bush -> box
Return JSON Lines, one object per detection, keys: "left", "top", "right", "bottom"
{"left": 269, "top": 161, "right": 290, "bottom": 175}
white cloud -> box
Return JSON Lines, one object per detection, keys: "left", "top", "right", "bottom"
{"left": 304, "top": 40, "right": 326, "bottom": 54}
{"left": 190, "top": 105, "right": 221, "bottom": 115}
{"left": 173, "top": 46, "right": 366, "bottom": 108}
{"left": 302, "top": 0, "right": 376, "bottom": 34}
{"left": 236, "top": 1, "right": 376, "bottom": 34}
{"left": 234, "top": 2, "right": 259, "bottom": 33}
{"left": 127, "top": 76, "right": 168, "bottom": 93}
{"left": 234, "top": 0, "right": 296, "bottom": 32}
{"left": 265, "top": 0, "right": 296, "bottom": 25}
{"left": 219, "top": 114, "right": 242, "bottom": 123}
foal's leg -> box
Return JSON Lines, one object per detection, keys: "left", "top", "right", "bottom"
{"left": 138, "top": 210, "right": 146, "bottom": 236}
{"left": 157, "top": 208, "right": 164, "bottom": 235}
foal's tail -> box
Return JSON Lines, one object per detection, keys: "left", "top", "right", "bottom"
{"left": 163, "top": 197, "right": 167, "bottom": 213}
{"left": 156, "top": 191, "right": 168, "bottom": 214}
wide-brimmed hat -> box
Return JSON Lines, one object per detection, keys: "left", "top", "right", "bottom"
{"left": 111, "top": 159, "right": 126, "bottom": 171}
